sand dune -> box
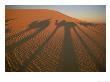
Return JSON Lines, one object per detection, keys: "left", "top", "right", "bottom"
{"left": 5, "top": 9, "right": 106, "bottom": 72}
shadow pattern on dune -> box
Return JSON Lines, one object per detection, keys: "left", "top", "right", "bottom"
{"left": 6, "top": 18, "right": 106, "bottom": 72}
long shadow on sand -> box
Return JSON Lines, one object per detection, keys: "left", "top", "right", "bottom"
{"left": 56, "top": 20, "right": 80, "bottom": 72}
{"left": 6, "top": 19, "right": 50, "bottom": 53}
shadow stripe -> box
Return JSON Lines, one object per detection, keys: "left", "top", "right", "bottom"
{"left": 76, "top": 26, "right": 106, "bottom": 68}
{"left": 62, "top": 27, "right": 80, "bottom": 72}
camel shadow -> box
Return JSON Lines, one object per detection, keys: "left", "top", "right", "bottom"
{"left": 55, "top": 20, "right": 80, "bottom": 71}
{"left": 6, "top": 19, "right": 50, "bottom": 53}
{"left": 6, "top": 21, "right": 39, "bottom": 40}
{"left": 6, "top": 19, "right": 51, "bottom": 40}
